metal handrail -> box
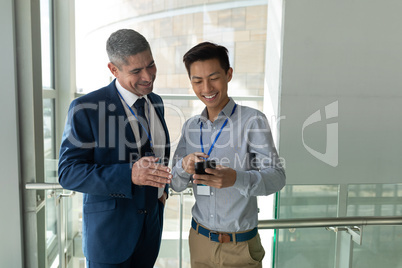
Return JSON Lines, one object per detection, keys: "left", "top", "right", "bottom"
{"left": 258, "top": 216, "right": 402, "bottom": 229}
{"left": 25, "top": 183, "right": 63, "bottom": 190}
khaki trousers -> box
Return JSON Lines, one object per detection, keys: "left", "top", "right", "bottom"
{"left": 189, "top": 227, "right": 265, "bottom": 268}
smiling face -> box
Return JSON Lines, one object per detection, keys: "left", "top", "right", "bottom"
{"left": 189, "top": 59, "right": 233, "bottom": 121}
{"left": 108, "top": 49, "right": 156, "bottom": 96}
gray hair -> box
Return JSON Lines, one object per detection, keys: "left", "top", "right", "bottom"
{"left": 106, "top": 29, "right": 151, "bottom": 69}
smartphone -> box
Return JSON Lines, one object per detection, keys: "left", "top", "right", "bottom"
{"left": 195, "top": 160, "right": 217, "bottom": 174}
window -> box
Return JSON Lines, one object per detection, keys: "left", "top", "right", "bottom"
{"left": 41, "top": 0, "right": 59, "bottom": 266}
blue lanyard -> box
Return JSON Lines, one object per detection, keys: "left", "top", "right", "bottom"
{"left": 116, "top": 90, "right": 153, "bottom": 147}
{"left": 200, "top": 104, "right": 237, "bottom": 156}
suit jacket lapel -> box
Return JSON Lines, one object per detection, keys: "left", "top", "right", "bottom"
{"left": 105, "top": 80, "right": 138, "bottom": 158}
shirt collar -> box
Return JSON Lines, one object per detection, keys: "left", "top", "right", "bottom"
{"left": 198, "top": 97, "right": 236, "bottom": 124}
{"left": 115, "top": 79, "right": 148, "bottom": 107}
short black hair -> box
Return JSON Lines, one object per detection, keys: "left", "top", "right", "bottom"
{"left": 183, "top": 42, "right": 230, "bottom": 77}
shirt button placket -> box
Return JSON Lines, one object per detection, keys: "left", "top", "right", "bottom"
{"left": 209, "top": 173, "right": 216, "bottom": 228}
{"left": 206, "top": 122, "right": 216, "bottom": 228}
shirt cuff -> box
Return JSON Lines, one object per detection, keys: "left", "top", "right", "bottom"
{"left": 175, "top": 159, "right": 192, "bottom": 178}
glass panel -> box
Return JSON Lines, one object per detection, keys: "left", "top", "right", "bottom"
{"left": 43, "top": 98, "right": 58, "bottom": 267}
{"left": 40, "top": 0, "right": 54, "bottom": 89}
{"left": 347, "top": 184, "right": 402, "bottom": 268}
{"left": 275, "top": 185, "right": 339, "bottom": 268}
{"left": 66, "top": 191, "right": 85, "bottom": 267}
{"left": 45, "top": 188, "right": 58, "bottom": 267}
{"left": 157, "top": 193, "right": 181, "bottom": 267}
{"left": 351, "top": 225, "right": 402, "bottom": 268}
{"left": 182, "top": 193, "right": 194, "bottom": 267}
{"left": 275, "top": 184, "right": 402, "bottom": 268}
{"left": 156, "top": 190, "right": 194, "bottom": 268}
{"left": 279, "top": 185, "right": 339, "bottom": 219}
{"left": 347, "top": 184, "right": 402, "bottom": 217}
{"left": 43, "top": 99, "right": 55, "bottom": 160}
{"left": 75, "top": 0, "right": 268, "bottom": 101}
{"left": 45, "top": 165, "right": 57, "bottom": 239}
{"left": 258, "top": 194, "right": 276, "bottom": 267}
{"left": 276, "top": 228, "right": 336, "bottom": 268}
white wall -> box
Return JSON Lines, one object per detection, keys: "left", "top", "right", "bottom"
{"left": 0, "top": 0, "right": 24, "bottom": 267}
{"left": 279, "top": 0, "right": 402, "bottom": 184}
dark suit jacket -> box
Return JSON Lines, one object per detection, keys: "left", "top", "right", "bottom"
{"left": 58, "top": 80, "right": 170, "bottom": 263}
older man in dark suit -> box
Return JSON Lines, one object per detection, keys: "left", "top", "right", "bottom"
{"left": 58, "top": 29, "right": 171, "bottom": 268}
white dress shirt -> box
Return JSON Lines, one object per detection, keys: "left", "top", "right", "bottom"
{"left": 115, "top": 80, "right": 166, "bottom": 198}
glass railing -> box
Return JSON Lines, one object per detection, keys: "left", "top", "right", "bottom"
{"left": 26, "top": 183, "right": 402, "bottom": 268}
{"left": 275, "top": 184, "right": 402, "bottom": 268}
{"left": 267, "top": 218, "right": 402, "bottom": 268}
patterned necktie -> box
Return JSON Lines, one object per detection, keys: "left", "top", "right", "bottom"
{"left": 133, "top": 98, "right": 152, "bottom": 157}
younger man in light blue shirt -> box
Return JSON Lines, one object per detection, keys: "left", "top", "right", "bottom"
{"left": 171, "top": 42, "right": 286, "bottom": 268}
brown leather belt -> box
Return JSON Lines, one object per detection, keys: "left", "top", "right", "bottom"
{"left": 217, "top": 233, "right": 231, "bottom": 243}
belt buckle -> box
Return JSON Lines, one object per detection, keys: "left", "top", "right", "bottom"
{"left": 209, "top": 231, "right": 219, "bottom": 242}
{"left": 218, "top": 233, "right": 231, "bottom": 243}
{"left": 209, "top": 231, "right": 232, "bottom": 243}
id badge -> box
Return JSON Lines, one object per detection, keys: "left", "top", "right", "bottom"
{"left": 197, "top": 185, "right": 210, "bottom": 196}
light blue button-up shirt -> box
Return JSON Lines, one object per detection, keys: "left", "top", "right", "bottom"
{"left": 171, "top": 98, "right": 286, "bottom": 232}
